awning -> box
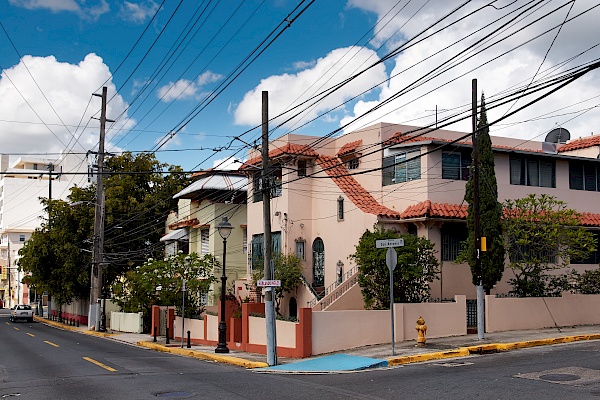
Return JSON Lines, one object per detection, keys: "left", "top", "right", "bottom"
{"left": 159, "top": 228, "right": 188, "bottom": 242}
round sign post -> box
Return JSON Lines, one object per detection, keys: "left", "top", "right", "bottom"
{"left": 386, "top": 247, "right": 398, "bottom": 356}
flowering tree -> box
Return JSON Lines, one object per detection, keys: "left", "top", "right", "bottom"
{"left": 113, "top": 252, "right": 217, "bottom": 328}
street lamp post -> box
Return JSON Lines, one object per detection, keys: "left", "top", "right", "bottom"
{"left": 215, "top": 216, "right": 233, "bottom": 354}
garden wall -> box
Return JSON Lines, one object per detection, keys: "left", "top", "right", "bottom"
{"left": 486, "top": 293, "right": 600, "bottom": 332}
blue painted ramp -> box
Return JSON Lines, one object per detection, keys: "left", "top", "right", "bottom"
{"left": 257, "top": 354, "right": 388, "bottom": 373}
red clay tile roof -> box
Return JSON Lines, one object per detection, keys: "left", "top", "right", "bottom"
{"left": 580, "top": 213, "right": 600, "bottom": 227}
{"left": 316, "top": 155, "right": 400, "bottom": 219}
{"left": 401, "top": 201, "right": 600, "bottom": 227}
{"left": 558, "top": 135, "right": 600, "bottom": 152}
{"left": 384, "top": 131, "right": 542, "bottom": 153}
{"left": 240, "top": 143, "right": 318, "bottom": 169}
{"left": 337, "top": 140, "right": 362, "bottom": 157}
{"left": 400, "top": 200, "right": 468, "bottom": 219}
{"left": 168, "top": 218, "right": 199, "bottom": 230}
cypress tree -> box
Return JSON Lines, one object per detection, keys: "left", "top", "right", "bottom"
{"left": 464, "top": 93, "right": 505, "bottom": 294}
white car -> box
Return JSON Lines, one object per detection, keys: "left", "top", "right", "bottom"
{"left": 10, "top": 304, "right": 34, "bottom": 323}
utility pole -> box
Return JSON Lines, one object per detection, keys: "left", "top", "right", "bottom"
{"left": 262, "top": 91, "right": 277, "bottom": 366}
{"left": 89, "top": 87, "right": 108, "bottom": 330}
{"left": 7, "top": 240, "right": 11, "bottom": 308}
{"left": 46, "top": 162, "right": 53, "bottom": 318}
{"left": 472, "top": 78, "right": 484, "bottom": 340}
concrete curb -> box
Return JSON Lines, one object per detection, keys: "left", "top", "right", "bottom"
{"left": 34, "top": 316, "right": 115, "bottom": 337}
{"left": 387, "top": 334, "right": 600, "bottom": 366}
{"left": 137, "top": 341, "right": 269, "bottom": 369}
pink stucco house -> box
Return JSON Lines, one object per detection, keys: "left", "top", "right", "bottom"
{"left": 241, "top": 122, "right": 600, "bottom": 316}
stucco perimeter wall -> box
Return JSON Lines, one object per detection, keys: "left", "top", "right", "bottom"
{"left": 486, "top": 294, "right": 600, "bottom": 332}
{"left": 247, "top": 317, "right": 297, "bottom": 348}
{"left": 174, "top": 316, "right": 205, "bottom": 340}
{"left": 206, "top": 315, "right": 219, "bottom": 341}
{"left": 312, "top": 310, "right": 390, "bottom": 355}
{"left": 400, "top": 295, "right": 467, "bottom": 340}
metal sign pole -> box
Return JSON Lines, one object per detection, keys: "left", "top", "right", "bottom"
{"left": 386, "top": 247, "right": 398, "bottom": 356}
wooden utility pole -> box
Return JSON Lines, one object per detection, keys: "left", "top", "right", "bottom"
{"left": 262, "top": 91, "right": 277, "bottom": 366}
{"left": 472, "top": 79, "right": 484, "bottom": 340}
{"left": 89, "top": 87, "right": 108, "bottom": 330}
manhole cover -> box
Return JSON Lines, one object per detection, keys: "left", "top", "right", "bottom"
{"left": 539, "top": 374, "right": 581, "bottom": 382}
{"left": 156, "top": 392, "right": 194, "bottom": 398}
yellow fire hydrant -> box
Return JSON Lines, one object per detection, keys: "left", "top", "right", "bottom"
{"left": 416, "top": 316, "right": 427, "bottom": 345}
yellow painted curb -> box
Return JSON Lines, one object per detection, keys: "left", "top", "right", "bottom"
{"left": 137, "top": 341, "right": 269, "bottom": 369}
{"left": 387, "top": 348, "right": 471, "bottom": 366}
{"left": 388, "top": 334, "right": 600, "bottom": 366}
{"left": 34, "top": 316, "right": 114, "bottom": 337}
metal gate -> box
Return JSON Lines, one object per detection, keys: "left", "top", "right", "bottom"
{"left": 466, "top": 299, "right": 477, "bottom": 333}
{"left": 158, "top": 308, "right": 167, "bottom": 336}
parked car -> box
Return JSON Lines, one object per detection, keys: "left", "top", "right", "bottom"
{"left": 10, "top": 304, "right": 34, "bottom": 323}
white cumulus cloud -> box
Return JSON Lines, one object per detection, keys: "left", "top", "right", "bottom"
{"left": 9, "top": 0, "right": 110, "bottom": 20}
{"left": 120, "top": 1, "right": 159, "bottom": 23}
{"left": 0, "top": 53, "right": 134, "bottom": 155}
{"left": 234, "top": 46, "right": 387, "bottom": 128}
{"left": 157, "top": 71, "right": 223, "bottom": 102}
{"left": 340, "top": 0, "right": 600, "bottom": 140}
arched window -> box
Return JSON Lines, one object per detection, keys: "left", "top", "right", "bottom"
{"left": 312, "top": 238, "right": 325, "bottom": 287}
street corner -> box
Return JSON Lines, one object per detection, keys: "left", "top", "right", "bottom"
{"left": 136, "top": 341, "right": 268, "bottom": 369}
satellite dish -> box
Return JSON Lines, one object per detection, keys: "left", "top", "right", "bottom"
{"left": 545, "top": 127, "right": 570, "bottom": 144}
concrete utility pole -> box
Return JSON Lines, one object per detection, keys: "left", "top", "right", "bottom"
{"left": 7, "top": 240, "right": 11, "bottom": 308}
{"left": 262, "top": 91, "right": 277, "bottom": 366}
{"left": 89, "top": 87, "right": 108, "bottom": 330}
{"left": 472, "top": 79, "right": 485, "bottom": 340}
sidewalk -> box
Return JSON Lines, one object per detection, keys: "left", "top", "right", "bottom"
{"left": 33, "top": 316, "right": 600, "bottom": 373}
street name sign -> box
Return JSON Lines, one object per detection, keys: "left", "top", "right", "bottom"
{"left": 257, "top": 279, "right": 281, "bottom": 287}
{"left": 376, "top": 238, "right": 405, "bottom": 248}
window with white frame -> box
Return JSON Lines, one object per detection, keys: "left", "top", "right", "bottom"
{"left": 382, "top": 148, "right": 421, "bottom": 186}
{"left": 242, "top": 228, "right": 248, "bottom": 254}
{"left": 442, "top": 150, "right": 471, "bottom": 180}
{"left": 19, "top": 234, "right": 25, "bottom": 242}
{"left": 200, "top": 229, "right": 209, "bottom": 255}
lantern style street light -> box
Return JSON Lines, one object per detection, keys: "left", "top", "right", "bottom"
{"left": 215, "top": 216, "right": 233, "bottom": 354}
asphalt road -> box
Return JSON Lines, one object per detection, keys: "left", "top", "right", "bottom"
{"left": 2, "top": 308, "right": 600, "bottom": 399}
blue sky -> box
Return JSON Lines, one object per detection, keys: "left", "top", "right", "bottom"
{"left": 1, "top": 0, "right": 600, "bottom": 172}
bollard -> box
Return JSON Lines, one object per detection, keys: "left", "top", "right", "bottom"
{"left": 416, "top": 316, "right": 427, "bottom": 346}
{"left": 153, "top": 327, "right": 157, "bottom": 343}
{"left": 166, "top": 327, "right": 170, "bottom": 344}
{"left": 187, "top": 330, "right": 191, "bottom": 349}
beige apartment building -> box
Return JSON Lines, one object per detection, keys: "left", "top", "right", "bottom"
{"left": 241, "top": 122, "right": 600, "bottom": 316}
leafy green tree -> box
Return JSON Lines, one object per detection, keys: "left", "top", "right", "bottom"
{"left": 20, "top": 152, "right": 190, "bottom": 315}
{"left": 351, "top": 228, "right": 439, "bottom": 309}
{"left": 67, "top": 152, "right": 190, "bottom": 294}
{"left": 112, "top": 252, "right": 216, "bottom": 330}
{"left": 252, "top": 253, "right": 303, "bottom": 317}
{"left": 18, "top": 199, "right": 92, "bottom": 312}
{"left": 462, "top": 93, "right": 505, "bottom": 294}
{"left": 503, "top": 194, "right": 596, "bottom": 297}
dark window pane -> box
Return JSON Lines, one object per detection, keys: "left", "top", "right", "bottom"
{"left": 584, "top": 165, "right": 597, "bottom": 191}
{"left": 461, "top": 151, "right": 471, "bottom": 180}
{"left": 382, "top": 156, "right": 395, "bottom": 186}
{"left": 510, "top": 157, "right": 523, "bottom": 185}
{"left": 441, "top": 223, "right": 468, "bottom": 261}
{"left": 527, "top": 159, "right": 539, "bottom": 186}
{"left": 539, "top": 160, "right": 555, "bottom": 188}
{"left": 570, "top": 161, "right": 584, "bottom": 190}
{"left": 442, "top": 153, "right": 460, "bottom": 180}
